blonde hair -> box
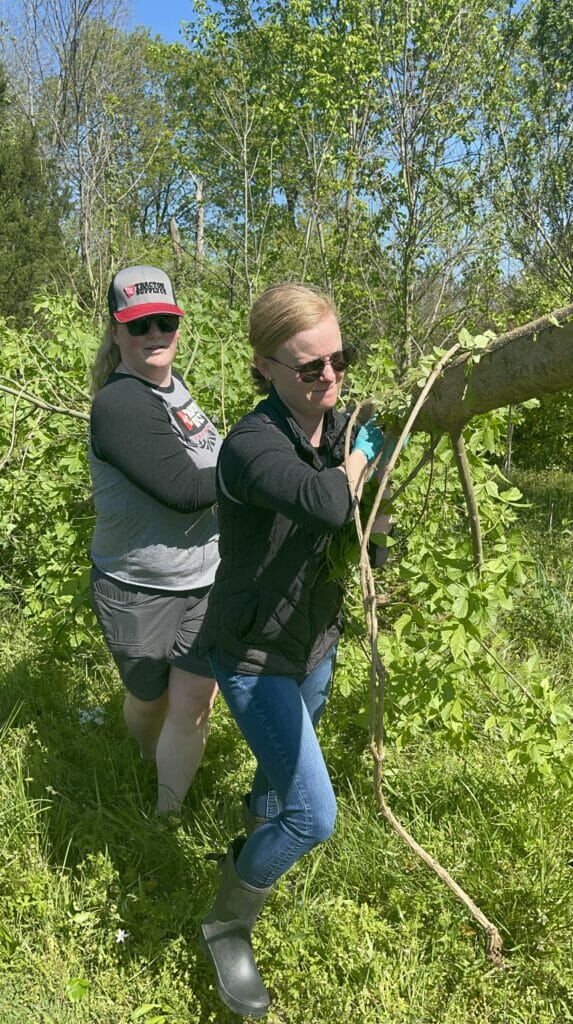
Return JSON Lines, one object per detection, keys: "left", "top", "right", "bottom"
{"left": 249, "top": 283, "right": 336, "bottom": 394}
{"left": 91, "top": 321, "right": 121, "bottom": 395}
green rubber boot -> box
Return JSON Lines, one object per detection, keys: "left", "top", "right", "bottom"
{"left": 200, "top": 843, "right": 271, "bottom": 1018}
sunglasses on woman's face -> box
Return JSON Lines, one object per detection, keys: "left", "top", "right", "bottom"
{"left": 124, "top": 314, "right": 180, "bottom": 337}
{"left": 267, "top": 345, "right": 356, "bottom": 383}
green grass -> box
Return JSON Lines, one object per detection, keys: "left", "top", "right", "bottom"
{"left": 0, "top": 472, "right": 572, "bottom": 1022}
{"left": 507, "top": 470, "right": 573, "bottom": 675}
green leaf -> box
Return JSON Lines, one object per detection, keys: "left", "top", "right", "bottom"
{"left": 451, "top": 594, "right": 469, "bottom": 619}
{"left": 132, "top": 1007, "right": 161, "bottom": 1021}
{"left": 394, "top": 613, "right": 412, "bottom": 639}
{"left": 70, "top": 911, "right": 94, "bottom": 925}
{"left": 499, "top": 487, "right": 523, "bottom": 502}
{"left": 449, "top": 624, "right": 467, "bottom": 661}
{"left": 66, "top": 978, "right": 90, "bottom": 1002}
{"left": 369, "top": 531, "right": 388, "bottom": 548}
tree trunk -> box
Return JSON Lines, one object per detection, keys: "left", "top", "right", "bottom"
{"left": 169, "top": 216, "right": 184, "bottom": 268}
{"left": 195, "top": 178, "right": 204, "bottom": 264}
{"left": 414, "top": 307, "right": 573, "bottom": 434}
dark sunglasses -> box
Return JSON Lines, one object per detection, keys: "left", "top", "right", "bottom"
{"left": 124, "top": 314, "right": 180, "bottom": 337}
{"left": 267, "top": 345, "right": 356, "bottom": 383}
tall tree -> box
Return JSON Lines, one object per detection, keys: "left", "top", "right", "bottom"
{"left": 0, "top": 65, "right": 65, "bottom": 318}
{"left": 1, "top": 1, "right": 187, "bottom": 304}
{"left": 489, "top": 0, "right": 573, "bottom": 309}
{"left": 169, "top": 0, "right": 540, "bottom": 370}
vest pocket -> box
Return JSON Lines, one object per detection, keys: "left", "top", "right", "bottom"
{"left": 236, "top": 591, "right": 299, "bottom": 645}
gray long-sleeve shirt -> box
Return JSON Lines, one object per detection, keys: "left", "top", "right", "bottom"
{"left": 89, "top": 370, "right": 221, "bottom": 591}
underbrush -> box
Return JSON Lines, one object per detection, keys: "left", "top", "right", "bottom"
{"left": 0, "top": 471, "right": 572, "bottom": 1022}
{"left": 507, "top": 470, "right": 573, "bottom": 673}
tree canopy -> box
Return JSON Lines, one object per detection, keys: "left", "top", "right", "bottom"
{"left": 0, "top": 65, "right": 66, "bottom": 317}
{"left": 0, "top": 0, "right": 569, "bottom": 341}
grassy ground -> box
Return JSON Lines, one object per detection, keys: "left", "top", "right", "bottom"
{"left": 0, "top": 471, "right": 572, "bottom": 1023}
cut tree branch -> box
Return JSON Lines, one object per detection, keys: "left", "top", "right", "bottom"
{"left": 414, "top": 304, "right": 573, "bottom": 434}
{"left": 346, "top": 339, "right": 504, "bottom": 965}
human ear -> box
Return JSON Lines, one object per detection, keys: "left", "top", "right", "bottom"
{"left": 254, "top": 353, "right": 272, "bottom": 382}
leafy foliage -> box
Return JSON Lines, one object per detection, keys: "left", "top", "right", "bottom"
{"left": 0, "top": 297, "right": 94, "bottom": 645}
{"left": 338, "top": 423, "right": 573, "bottom": 786}
{"left": 0, "top": 64, "right": 67, "bottom": 318}
{"left": 0, "top": 602, "right": 571, "bottom": 1022}
{"left": 512, "top": 392, "right": 573, "bottom": 471}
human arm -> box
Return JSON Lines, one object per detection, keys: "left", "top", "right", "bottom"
{"left": 90, "top": 376, "right": 216, "bottom": 511}
{"left": 219, "top": 421, "right": 356, "bottom": 531}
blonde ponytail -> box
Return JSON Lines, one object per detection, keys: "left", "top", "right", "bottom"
{"left": 91, "top": 322, "right": 121, "bottom": 395}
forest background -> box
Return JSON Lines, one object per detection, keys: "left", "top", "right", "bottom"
{"left": 0, "top": 1, "right": 572, "bottom": 1021}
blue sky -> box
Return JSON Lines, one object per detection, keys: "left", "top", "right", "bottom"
{"left": 129, "top": 0, "right": 195, "bottom": 42}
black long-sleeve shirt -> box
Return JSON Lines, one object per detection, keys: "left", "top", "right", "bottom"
{"left": 198, "top": 387, "right": 356, "bottom": 676}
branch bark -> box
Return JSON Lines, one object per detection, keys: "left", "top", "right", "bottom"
{"left": 414, "top": 304, "right": 573, "bottom": 434}
{"left": 371, "top": 744, "right": 503, "bottom": 964}
{"left": 0, "top": 382, "right": 89, "bottom": 422}
{"left": 451, "top": 428, "right": 484, "bottom": 571}
{"left": 346, "top": 340, "right": 504, "bottom": 965}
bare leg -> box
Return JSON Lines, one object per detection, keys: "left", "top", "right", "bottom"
{"left": 123, "top": 691, "right": 167, "bottom": 762}
{"left": 155, "top": 666, "right": 218, "bottom": 815}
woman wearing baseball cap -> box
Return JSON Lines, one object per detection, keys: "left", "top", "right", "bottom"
{"left": 88, "top": 265, "right": 221, "bottom": 816}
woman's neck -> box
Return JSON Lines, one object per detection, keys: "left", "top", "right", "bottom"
{"left": 117, "top": 360, "right": 172, "bottom": 388}
{"left": 286, "top": 407, "right": 325, "bottom": 447}
{"left": 305, "top": 418, "right": 325, "bottom": 447}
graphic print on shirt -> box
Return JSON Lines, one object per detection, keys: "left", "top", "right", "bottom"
{"left": 174, "top": 398, "right": 218, "bottom": 452}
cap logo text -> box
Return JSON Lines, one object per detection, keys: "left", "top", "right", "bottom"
{"left": 123, "top": 281, "right": 168, "bottom": 300}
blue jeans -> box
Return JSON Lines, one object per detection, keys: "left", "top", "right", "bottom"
{"left": 208, "top": 646, "right": 338, "bottom": 889}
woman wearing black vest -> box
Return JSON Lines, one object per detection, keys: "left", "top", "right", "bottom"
{"left": 197, "top": 283, "right": 386, "bottom": 1017}
{"left": 89, "top": 265, "right": 222, "bottom": 816}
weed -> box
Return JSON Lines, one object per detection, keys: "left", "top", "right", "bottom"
{"left": 0, "top": 475, "right": 572, "bottom": 1021}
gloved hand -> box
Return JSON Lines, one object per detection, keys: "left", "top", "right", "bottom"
{"left": 378, "top": 432, "right": 410, "bottom": 461}
{"left": 353, "top": 418, "right": 386, "bottom": 462}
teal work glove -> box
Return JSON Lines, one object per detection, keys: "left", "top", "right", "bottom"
{"left": 379, "top": 432, "right": 410, "bottom": 460}
{"left": 353, "top": 418, "right": 385, "bottom": 462}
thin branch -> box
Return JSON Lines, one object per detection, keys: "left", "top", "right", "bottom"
{"left": 0, "top": 395, "right": 21, "bottom": 473}
{"left": 359, "top": 341, "right": 463, "bottom": 560}
{"left": 0, "top": 383, "right": 89, "bottom": 422}
{"left": 372, "top": 741, "right": 503, "bottom": 964}
{"left": 472, "top": 303, "right": 573, "bottom": 359}
{"left": 373, "top": 438, "right": 439, "bottom": 514}
{"left": 345, "top": 339, "right": 503, "bottom": 964}
{"left": 473, "top": 635, "right": 543, "bottom": 710}
{"left": 451, "top": 428, "right": 484, "bottom": 572}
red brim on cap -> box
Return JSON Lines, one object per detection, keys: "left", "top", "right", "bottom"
{"left": 114, "top": 302, "right": 185, "bottom": 323}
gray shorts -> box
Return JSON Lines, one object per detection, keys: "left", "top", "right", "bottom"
{"left": 90, "top": 566, "right": 213, "bottom": 701}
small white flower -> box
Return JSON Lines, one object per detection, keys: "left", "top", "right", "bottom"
{"left": 115, "top": 928, "right": 129, "bottom": 943}
{"left": 79, "top": 707, "right": 105, "bottom": 726}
